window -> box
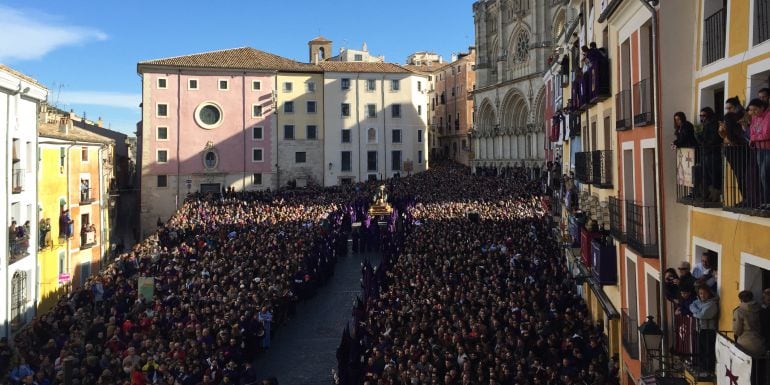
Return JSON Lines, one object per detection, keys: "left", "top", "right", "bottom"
{"left": 157, "top": 150, "right": 168, "bottom": 163}
{"left": 341, "top": 151, "right": 352, "bottom": 171}
{"left": 252, "top": 80, "right": 261, "bottom": 90}
{"left": 188, "top": 79, "right": 198, "bottom": 90}
{"left": 203, "top": 151, "right": 217, "bottom": 169}
{"left": 514, "top": 30, "right": 530, "bottom": 64}
{"left": 253, "top": 173, "right": 262, "bottom": 185}
{"left": 307, "top": 101, "right": 317, "bottom": 113}
{"left": 392, "top": 129, "right": 402, "bottom": 143}
{"left": 157, "top": 175, "right": 167, "bottom": 187}
{"left": 367, "top": 104, "right": 377, "bottom": 118}
{"left": 194, "top": 103, "right": 223, "bottom": 129}
{"left": 295, "top": 152, "right": 306, "bottom": 163}
{"left": 391, "top": 150, "right": 402, "bottom": 171}
{"left": 341, "top": 78, "right": 351, "bottom": 90}
{"left": 252, "top": 126, "right": 263, "bottom": 140}
{"left": 81, "top": 147, "right": 88, "bottom": 162}
{"left": 418, "top": 105, "right": 422, "bottom": 115}
{"left": 367, "top": 127, "right": 377, "bottom": 143}
{"left": 418, "top": 130, "right": 423, "bottom": 143}
{"left": 283, "top": 82, "right": 293, "bottom": 92}
{"left": 354, "top": 54, "right": 363, "bottom": 61}
{"left": 417, "top": 81, "right": 422, "bottom": 91}
{"left": 59, "top": 147, "right": 65, "bottom": 169}
{"left": 306, "top": 81, "right": 316, "bottom": 92}
{"left": 219, "top": 80, "right": 229, "bottom": 90}
{"left": 392, "top": 104, "right": 401, "bottom": 118}
{"left": 252, "top": 148, "right": 263, "bottom": 162}
{"left": 10, "top": 271, "right": 27, "bottom": 326}
{"left": 418, "top": 150, "right": 423, "bottom": 164}
{"left": 366, "top": 79, "right": 376, "bottom": 91}
{"left": 367, "top": 151, "right": 378, "bottom": 171}
{"left": 253, "top": 104, "right": 263, "bottom": 117}
{"left": 341, "top": 103, "right": 351, "bottom": 117}
{"left": 341, "top": 129, "right": 351, "bottom": 143}
{"left": 157, "top": 126, "right": 168, "bottom": 140}
{"left": 391, "top": 79, "right": 400, "bottom": 91}
{"left": 157, "top": 103, "right": 168, "bottom": 117}
{"left": 58, "top": 251, "right": 66, "bottom": 275}
{"left": 157, "top": 78, "right": 167, "bottom": 89}
{"left": 306, "top": 125, "right": 317, "bottom": 140}
{"left": 284, "top": 101, "right": 294, "bottom": 113}
{"left": 283, "top": 125, "right": 295, "bottom": 140}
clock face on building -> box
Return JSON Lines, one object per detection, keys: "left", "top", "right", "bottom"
{"left": 194, "top": 102, "right": 224, "bottom": 129}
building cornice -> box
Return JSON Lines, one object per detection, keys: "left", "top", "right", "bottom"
{"left": 597, "top": 0, "right": 624, "bottom": 23}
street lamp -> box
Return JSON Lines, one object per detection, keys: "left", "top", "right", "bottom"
{"left": 639, "top": 315, "right": 664, "bottom": 370}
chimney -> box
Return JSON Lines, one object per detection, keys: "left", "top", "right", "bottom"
{"left": 97, "top": 117, "right": 103, "bottom": 128}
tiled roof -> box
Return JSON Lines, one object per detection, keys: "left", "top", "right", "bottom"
{"left": 39, "top": 121, "right": 114, "bottom": 144}
{"left": 138, "top": 47, "right": 321, "bottom": 73}
{"left": 309, "top": 36, "right": 331, "bottom": 43}
{"left": 317, "top": 61, "right": 410, "bottom": 74}
{"left": 402, "top": 63, "right": 451, "bottom": 74}
{"left": 0, "top": 64, "right": 46, "bottom": 88}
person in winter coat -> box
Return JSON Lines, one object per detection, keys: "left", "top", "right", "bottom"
{"left": 733, "top": 290, "right": 766, "bottom": 355}
{"left": 690, "top": 285, "right": 719, "bottom": 373}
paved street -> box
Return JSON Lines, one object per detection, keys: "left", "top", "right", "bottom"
{"left": 252, "top": 244, "right": 379, "bottom": 385}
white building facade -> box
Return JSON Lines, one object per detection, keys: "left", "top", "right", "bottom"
{"left": 0, "top": 65, "right": 47, "bottom": 338}
{"left": 472, "top": 0, "right": 558, "bottom": 173}
{"left": 320, "top": 62, "right": 429, "bottom": 185}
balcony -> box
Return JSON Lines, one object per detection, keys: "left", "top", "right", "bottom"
{"left": 12, "top": 169, "right": 24, "bottom": 194}
{"left": 722, "top": 144, "right": 770, "bottom": 217}
{"left": 621, "top": 308, "right": 640, "bottom": 360}
{"left": 9, "top": 236, "right": 30, "bottom": 264}
{"left": 80, "top": 187, "right": 96, "bottom": 205}
{"left": 756, "top": 0, "right": 770, "bottom": 46}
{"left": 591, "top": 150, "right": 613, "bottom": 188}
{"left": 633, "top": 78, "right": 654, "bottom": 126}
{"left": 675, "top": 146, "right": 723, "bottom": 208}
{"left": 717, "top": 331, "right": 770, "bottom": 385}
{"left": 608, "top": 196, "right": 625, "bottom": 242}
{"left": 574, "top": 151, "right": 593, "bottom": 183}
{"left": 615, "top": 90, "right": 632, "bottom": 130}
{"left": 80, "top": 229, "right": 96, "bottom": 250}
{"left": 625, "top": 200, "right": 658, "bottom": 257}
{"left": 589, "top": 59, "right": 611, "bottom": 103}
{"left": 703, "top": 7, "right": 726, "bottom": 65}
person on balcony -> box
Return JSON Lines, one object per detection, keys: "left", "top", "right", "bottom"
{"left": 747, "top": 98, "right": 770, "bottom": 210}
{"left": 725, "top": 97, "right": 750, "bottom": 141}
{"left": 693, "top": 251, "right": 718, "bottom": 294}
{"left": 720, "top": 112, "right": 753, "bottom": 207}
{"left": 59, "top": 210, "right": 73, "bottom": 238}
{"left": 698, "top": 107, "right": 723, "bottom": 202}
{"left": 677, "top": 261, "right": 696, "bottom": 295}
{"left": 672, "top": 112, "right": 698, "bottom": 149}
{"left": 689, "top": 285, "right": 719, "bottom": 376}
{"left": 732, "top": 290, "right": 766, "bottom": 356}
{"left": 675, "top": 287, "right": 694, "bottom": 317}
{"left": 758, "top": 88, "right": 770, "bottom": 104}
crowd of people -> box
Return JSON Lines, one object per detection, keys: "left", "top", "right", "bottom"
{"left": 337, "top": 165, "right": 617, "bottom": 385}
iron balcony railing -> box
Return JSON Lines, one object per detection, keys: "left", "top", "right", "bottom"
{"left": 608, "top": 196, "right": 625, "bottom": 242}
{"left": 574, "top": 151, "right": 593, "bottom": 183}
{"left": 703, "top": 8, "right": 727, "bottom": 65}
{"left": 80, "top": 187, "right": 96, "bottom": 204}
{"left": 589, "top": 58, "right": 611, "bottom": 103}
{"left": 675, "top": 146, "right": 723, "bottom": 208}
{"left": 633, "top": 78, "right": 654, "bottom": 126}
{"left": 621, "top": 308, "right": 640, "bottom": 360}
{"left": 9, "top": 236, "right": 30, "bottom": 264}
{"left": 722, "top": 144, "right": 770, "bottom": 217}
{"left": 756, "top": 0, "right": 770, "bottom": 46}
{"left": 718, "top": 331, "right": 770, "bottom": 385}
{"left": 12, "top": 169, "right": 24, "bottom": 193}
{"left": 625, "top": 200, "right": 658, "bottom": 257}
{"left": 615, "top": 90, "right": 632, "bottom": 130}
{"left": 591, "top": 150, "right": 613, "bottom": 188}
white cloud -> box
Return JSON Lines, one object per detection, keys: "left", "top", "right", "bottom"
{"left": 58, "top": 90, "right": 140, "bottom": 110}
{"left": 0, "top": 5, "right": 108, "bottom": 62}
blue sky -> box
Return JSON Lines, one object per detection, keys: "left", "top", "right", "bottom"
{"left": 0, "top": 1, "right": 475, "bottom": 135}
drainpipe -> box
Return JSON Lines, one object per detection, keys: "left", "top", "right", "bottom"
{"left": 639, "top": 0, "right": 668, "bottom": 368}
{"left": 242, "top": 72, "right": 247, "bottom": 191}
{"left": 176, "top": 71, "right": 181, "bottom": 209}
{"left": 356, "top": 74, "right": 361, "bottom": 182}
{"left": 274, "top": 72, "right": 279, "bottom": 190}
{"left": 382, "top": 75, "right": 387, "bottom": 179}
{"left": 4, "top": 89, "right": 12, "bottom": 338}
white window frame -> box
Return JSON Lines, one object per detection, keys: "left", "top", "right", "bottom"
{"left": 295, "top": 151, "right": 307, "bottom": 164}
{"left": 366, "top": 79, "right": 376, "bottom": 92}
{"left": 81, "top": 146, "right": 89, "bottom": 163}
{"left": 341, "top": 103, "right": 351, "bottom": 117}
{"left": 157, "top": 77, "right": 167, "bottom": 89}
{"left": 341, "top": 129, "right": 352, "bottom": 143}
{"left": 251, "top": 147, "right": 264, "bottom": 162}
{"left": 418, "top": 129, "right": 423, "bottom": 143}
{"left": 218, "top": 79, "right": 229, "bottom": 91}
{"left": 156, "top": 175, "right": 168, "bottom": 188}
{"left": 156, "top": 149, "right": 169, "bottom": 164}
{"left": 253, "top": 173, "right": 262, "bottom": 185}
{"left": 188, "top": 79, "right": 199, "bottom": 90}
{"left": 284, "top": 101, "right": 294, "bottom": 114}
{"left": 252, "top": 126, "right": 263, "bottom": 140}
{"left": 156, "top": 103, "right": 169, "bottom": 118}
{"left": 390, "top": 79, "right": 400, "bottom": 91}
{"left": 691, "top": 236, "right": 723, "bottom": 295}
{"left": 252, "top": 104, "right": 263, "bottom": 118}
{"left": 366, "top": 104, "right": 377, "bottom": 118}
{"left": 306, "top": 125, "right": 318, "bottom": 140}
{"left": 306, "top": 81, "right": 316, "bottom": 92}
{"left": 283, "top": 82, "right": 293, "bottom": 92}
{"left": 392, "top": 128, "right": 402, "bottom": 144}
{"left": 156, "top": 126, "right": 169, "bottom": 141}
{"left": 392, "top": 103, "right": 402, "bottom": 118}
{"left": 252, "top": 80, "right": 262, "bottom": 91}
{"left": 341, "top": 78, "right": 351, "bottom": 91}
{"left": 307, "top": 100, "right": 317, "bottom": 114}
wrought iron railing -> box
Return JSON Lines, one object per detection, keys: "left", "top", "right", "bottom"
{"left": 574, "top": 151, "right": 592, "bottom": 183}
{"left": 592, "top": 150, "right": 613, "bottom": 188}
{"left": 12, "top": 169, "right": 24, "bottom": 193}
{"left": 718, "top": 331, "right": 770, "bottom": 385}
{"left": 615, "top": 90, "right": 632, "bottom": 130}
{"left": 80, "top": 187, "right": 96, "bottom": 204}
{"left": 756, "top": 0, "right": 770, "bottom": 45}
{"left": 9, "top": 236, "right": 30, "bottom": 264}
{"left": 622, "top": 308, "right": 640, "bottom": 360}
{"left": 608, "top": 196, "right": 625, "bottom": 242}
{"left": 675, "top": 146, "right": 723, "bottom": 208}
{"left": 722, "top": 144, "right": 770, "bottom": 217}
{"left": 625, "top": 200, "right": 658, "bottom": 257}
{"left": 703, "top": 8, "right": 727, "bottom": 65}
{"left": 633, "top": 78, "right": 654, "bottom": 126}
{"left": 589, "top": 58, "right": 611, "bottom": 103}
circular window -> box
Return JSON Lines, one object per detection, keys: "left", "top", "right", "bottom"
{"left": 203, "top": 151, "right": 218, "bottom": 169}
{"left": 514, "top": 31, "right": 530, "bottom": 64}
{"left": 194, "top": 102, "right": 224, "bottom": 129}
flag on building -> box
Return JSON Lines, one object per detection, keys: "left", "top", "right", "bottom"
{"left": 716, "top": 333, "right": 752, "bottom": 385}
